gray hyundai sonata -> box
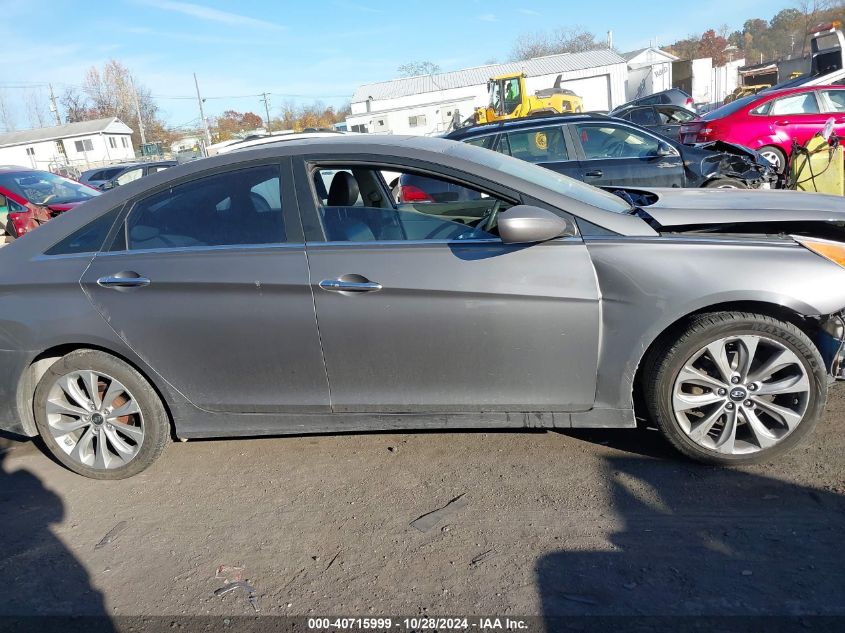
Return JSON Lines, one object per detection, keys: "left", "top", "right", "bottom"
{"left": 1, "top": 135, "right": 844, "bottom": 479}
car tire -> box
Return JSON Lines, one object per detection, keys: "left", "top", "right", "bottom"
{"left": 33, "top": 349, "right": 170, "bottom": 479}
{"left": 758, "top": 145, "right": 787, "bottom": 174}
{"left": 703, "top": 178, "right": 747, "bottom": 189}
{"left": 643, "top": 311, "right": 827, "bottom": 465}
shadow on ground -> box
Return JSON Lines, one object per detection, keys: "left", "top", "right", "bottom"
{"left": 0, "top": 445, "right": 114, "bottom": 631}
{"left": 536, "top": 454, "right": 845, "bottom": 631}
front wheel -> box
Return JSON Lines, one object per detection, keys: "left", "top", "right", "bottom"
{"left": 34, "top": 349, "right": 170, "bottom": 479}
{"left": 644, "top": 312, "right": 827, "bottom": 465}
{"left": 758, "top": 145, "right": 787, "bottom": 174}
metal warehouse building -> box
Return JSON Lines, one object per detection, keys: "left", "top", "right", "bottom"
{"left": 347, "top": 49, "right": 628, "bottom": 136}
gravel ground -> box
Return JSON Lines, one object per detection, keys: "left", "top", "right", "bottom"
{"left": 1, "top": 385, "right": 843, "bottom": 627}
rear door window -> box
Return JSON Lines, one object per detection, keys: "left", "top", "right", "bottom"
{"left": 502, "top": 127, "right": 570, "bottom": 163}
{"left": 626, "top": 107, "right": 659, "bottom": 126}
{"left": 124, "top": 165, "right": 287, "bottom": 250}
{"left": 770, "top": 93, "right": 821, "bottom": 115}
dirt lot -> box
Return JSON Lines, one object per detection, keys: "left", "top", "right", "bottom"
{"left": 1, "top": 385, "right": 844, "bottom": 629}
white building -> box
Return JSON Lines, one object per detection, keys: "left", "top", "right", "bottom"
{"left": 0, "top": 117, "right": 135, "bottom": 172}
{"left": 347, "top": 49, "right": 628, "bottom": 136}
{"left": 623, "top": 47, "right": 678, "bottom": 101}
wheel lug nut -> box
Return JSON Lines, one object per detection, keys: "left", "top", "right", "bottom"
{"left": 744, "top": 400, "right": 753, "bottom": 407}
{"left": 726, "top": 402, "right": 734, "bottom": 410}
{"left": 718, "top": 388, "right": 727, "bottom": 396}
{"left": 730, "top": 376, "right": 740, "bottom": 384}
{"left": 748, "top": 384, "right": 757, "bottom": 391}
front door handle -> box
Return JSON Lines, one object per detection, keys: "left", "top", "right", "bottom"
{"left": 97, "top": 272, "right": 150, "bottom": 290}
{"left": 774, "top": 120, "right": 790, "bottom": 126}
{"left": 584, "top": 170, "right": 603, "bottom": 178}
{"left": 319, "top": 279, "right": 382, "bottom": 293}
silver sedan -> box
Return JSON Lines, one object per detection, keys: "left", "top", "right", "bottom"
{"left": 0, "top": 135, "right": 843, "bottom": 478}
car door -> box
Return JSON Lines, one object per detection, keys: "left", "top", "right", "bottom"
{"left": 767, "top": 91, "right": 826, "bottom": 146}
{"left": 295, "top": 158, "right": 601, "bottom": 413}
{"left": 495, "top": 125, "right": 583, "bottom": 180}
{"left": 569, "top": 121, "right": 685, "bottom": 187}
{"left": 80, "top": 161, "right": 331, "bottom": 414}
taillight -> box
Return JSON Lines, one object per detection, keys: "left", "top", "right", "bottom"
{"left": 399, "top": 184, "right": 434, "bottom": 203}
{"left": 8, "top": 212, "right": 29, "bottom": 237}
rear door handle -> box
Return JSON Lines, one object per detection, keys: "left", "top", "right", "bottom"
{"left": 584, "top": 170, "right": 603, "bottom": 178}
{"left": 97, "top": 272, "right": 150, "bottom": 290}
{"left": 319, "top": 279, "right": 382, "bottom": 293}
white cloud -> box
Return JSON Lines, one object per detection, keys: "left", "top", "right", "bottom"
{"left": 478, "top": 13, "right": 498, "bottom": 22}
{"left": 142, "top": 0, "right": 285, "bottom": 30}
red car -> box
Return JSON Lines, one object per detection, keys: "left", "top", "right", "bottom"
{"left": 679, "top": 86, "right": 845, "bottom": 173}
{"left": 0, "top": 167, "right": 99, "bottom": 239}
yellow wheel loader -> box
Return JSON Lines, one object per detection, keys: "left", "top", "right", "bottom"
{"left": 474, "top": 73, "right": 584, "bottom": 124}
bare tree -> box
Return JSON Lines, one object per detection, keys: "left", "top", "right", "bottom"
{"left": 397, "top": 61, "right": 441, "bottom": 77}
{"left": 23, "top": 88, "right": 49, "bottom": 128}
{"left": 60, "top": 87, "right": 95, "bottom": 123}
{"left": 81, "top": 59, "right": 160, "bottom": 148}
{"left": 0, "top": 89, "right": 15, "bottom": 132}
{"left": 510, "top": 27, "right": 606, "bottom": 61}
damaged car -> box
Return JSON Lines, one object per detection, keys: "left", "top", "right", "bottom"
{"left": 0, "top": 166, "right": 99, "bottom": 240}
{"left": 0, "top": 135, "right": 841, "bottom": 479}
{"left": 443, "top": 113, "right": 775, "bottom": 189}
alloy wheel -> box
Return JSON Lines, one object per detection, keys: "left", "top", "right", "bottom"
{"left": 759, "top": 149, "right": 783, "bottom": 172}
{"left": 671, "top": 335, "right": 810, "bottom": 455}
{"left": 45, "top": 370, "right": 145, "bottom": 470}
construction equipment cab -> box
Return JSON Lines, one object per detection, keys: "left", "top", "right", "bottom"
{"left": 475, "top": 73, "right": 583, "bottom": 124}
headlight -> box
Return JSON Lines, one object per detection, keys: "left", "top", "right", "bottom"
{"left": 794, "top": 236, "right": 845, "bottom": 269}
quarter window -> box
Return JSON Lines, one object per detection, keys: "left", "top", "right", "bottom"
{"left": 125, "top": 165, "right": 286, "bottom": 250}
{"left": 45, "top": 207, "right": 122, "bottom": 256}
{"left": 311, "top": 166, "right": 511, "bottom": 243}
{"left": 574, "top": 124, "right": 661, "bottom": 159}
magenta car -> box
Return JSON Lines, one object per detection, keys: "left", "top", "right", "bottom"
{"left": 680, "top": 86, "right": 845, "bottom": 172}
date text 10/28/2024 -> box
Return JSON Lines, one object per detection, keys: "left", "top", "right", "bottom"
{"left": 307, "top": 617, "right": 529, "bottom": 630}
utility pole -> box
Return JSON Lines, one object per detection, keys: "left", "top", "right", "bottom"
{"left": 194, "top": 73, "right": 212, "bottom": 146}
{"left": 128, "top": 74, "right": 147, "bottom": 147}
{"left": 261, "top": 92, "right": 272, "bottom": 133}
{"left": 48, "top": 84, "right": 62, "bottom": 126}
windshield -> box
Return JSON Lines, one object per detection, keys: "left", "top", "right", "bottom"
{"left": 0, "top": 171, "right": 99, "bottom": 205}
{"left": 442, "top": 140, "right": 632, "bottom": 214}
{"left": 702, "top": 94, "right": 761, "bottom": 120}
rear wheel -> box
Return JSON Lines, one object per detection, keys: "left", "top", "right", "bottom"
{"left": 33, "top": 350, "right": 169, "bottom": 479}
{"left": 644, "top": 312, "right": 827, "bottom": 465}
{"left": 758, "top": 145, "right": 787, "bottom": 174}
{"left": 703, "top": 178, "right": 747, "bottom": 189}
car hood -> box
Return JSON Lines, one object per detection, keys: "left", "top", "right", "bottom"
{"left": 634, "top": 188, "right": 845, "bottom": 227}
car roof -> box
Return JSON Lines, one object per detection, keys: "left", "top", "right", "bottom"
{"left": 445, "top": 113, "right": 614, "bottom": 140}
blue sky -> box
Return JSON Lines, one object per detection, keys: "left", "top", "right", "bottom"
{"left": 1, "top": 0, "right": 794, "bottom": 129}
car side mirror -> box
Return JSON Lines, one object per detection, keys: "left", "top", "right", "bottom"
{"left": 656, "top": 141, "right": 676, "bottom": 157}
{"left": 498, "top": 205, "right": 575, "bottom": 244}
{"left": 99, "top": 180, "right": 115, "bottom": 191}
{"left": 0, "top": 194, "right": 7, "bottom": 208}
